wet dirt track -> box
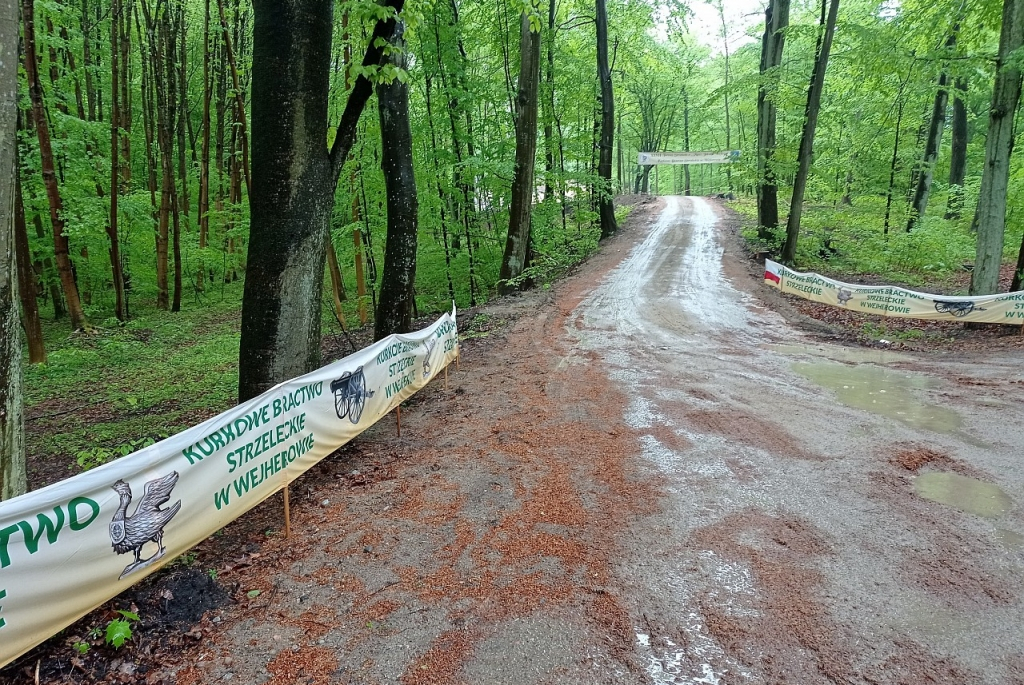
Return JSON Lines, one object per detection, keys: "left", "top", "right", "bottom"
{"left": 569, "top": 196, "right": 1024, "bottom": 684}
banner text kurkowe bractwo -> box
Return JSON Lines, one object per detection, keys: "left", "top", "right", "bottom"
{"left": 0, "top": 309, "right": 459, "bottom": 668}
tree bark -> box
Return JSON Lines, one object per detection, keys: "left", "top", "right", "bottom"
{"left": 945, "top": 76, "right": 968, "bottom": 219}
{"left": 109, "top": 0, "right": 127, "bottom": 321}
{"left": 971, "top": 0, "right": 1024, "bottom": 295}
{"left": 240, "top": 0, "right": 405, "bottom": 401}
{"left": 374, "top": 24, "right": 418, "bottom": 340}
{"left": 596, "top": 0, "right": 617, "bottom": 239}
{"left": 3, "top": 0, "right": 27, "bottom": 499}
{"left": 14, "top": 154, "right": 46, "bottom": 364}
{"left": 198, "top": 0, "right": 212, "bottom": 289}
{"left": 498, "top": 12, "right": 541, "bottom": 294}
{"left": 756, "top": 0, "right": 790, "bottom": 237}
{"left": 781, "top": 0, "right": 839, "bottom": 264}
{"left": 22, "top": 0, "right": 88, "bottom": 331}
{"left": 218, "top": 0, "right": 251, "bottom": 197}
{"left": 907, "top": 32, "right": 956, "bottom": 232}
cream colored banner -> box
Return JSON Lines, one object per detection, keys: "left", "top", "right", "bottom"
{"left": 0, "top": 309, "right": 459, "bottom": 668}
{"left": 764, "top": 260, "right": 1024, "bottom": 324}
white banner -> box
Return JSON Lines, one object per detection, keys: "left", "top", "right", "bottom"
{"left": 637, "top": 150, "right": 741, "bottom": 165}
{"left": 0, "top": 309, "right": 459, "bottom": 667}
{"left": 765, "top": 259, "right": 1024, "bottom": 324}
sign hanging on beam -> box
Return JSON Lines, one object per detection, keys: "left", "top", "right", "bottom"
{"left": 637, "top": 150, "right": 741, "bottom": 165}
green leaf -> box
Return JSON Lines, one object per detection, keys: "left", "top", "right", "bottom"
{"left": 246, "top": 589, "right": 262, "bottom": 598}
{"left": 105, "top": 619, "right": 133, "bottom": 648}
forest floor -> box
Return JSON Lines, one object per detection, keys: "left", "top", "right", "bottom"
{"left": 4, "top": 196, "right": 1024, "bottom": 684}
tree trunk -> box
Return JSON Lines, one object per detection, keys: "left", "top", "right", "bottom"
{"left": 218, "top": 0, "right": 252, "bottom": 197}
{"left": 971, "top": 0, "right": 1024, "bottom": 295}
{"left": 756, "top": 0, "right": 790, "bottom": 237}
{"left": 198, "top": 0, "right": 212, "bottom": 289}
{"left": 907, "top": 32, "right": 956, "bottom": 232}
{"left": 14, "top": 156, "right": 46, "bottom": 364}
{"left": 498, "top": 13, "right": 541, "bottom": 293}
{"left": 2, "top": 0, "right": 27, "bottom": 499}
{"left": 683, "top": 88, "right": 691, "bottom": 196}
{"left": 374, "top": 23, "right": 418, "bottom": 340}
{"left": 542, "top": 0, "right": 555, "bottom": 200}
{"left": 945, "top": 76, "right": 968, "bottom": 219}
{"left": 22, "top": 0, "right": 88, "bottom": 331}
{"left": 716, "top": 1, "right": 733, "bottom": 191}
{"left": 781, "top": 0, "right": 840, "bottom": 264}
{"left": 596, "top": 0, "right": 617, "bottom": 239}
{"left": 109, "top": 0, "right": 127, "bottom": 321}
{"left": 240, "top": 0, "right": 405, "bottom": 401}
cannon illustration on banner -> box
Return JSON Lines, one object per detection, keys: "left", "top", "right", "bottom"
{"left": 331, "top": 366, "right": 375, "bottom": 425}
{"left": 934, "top": 300, "right": 986, "bottom": 317}
{"left": 109, "top": 472, "right": 181, "bottom": 580}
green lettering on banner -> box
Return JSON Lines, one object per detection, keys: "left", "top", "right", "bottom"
{"left": 0, "top": 588, "right": 6, "bottom": 629}
{"left": 18, "top": 508, "right": 65, "bottom": 555}
{"left": 0, "top": 525, "right": 13, "bottom": 568}
{"left": 213, "top": 433, "right": 316, "bottom": 511}
{"left": 1005, "top": 310, "right": 1024, "bottom": 319}
{"left": 68, "top": 497, "right": 100, "bottom": 531}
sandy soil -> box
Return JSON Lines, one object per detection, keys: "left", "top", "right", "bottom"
{"left": 5, "top": 196, "right": 1024, "bottom": 684}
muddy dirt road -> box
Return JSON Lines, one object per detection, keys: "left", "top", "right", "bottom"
{"left": 568, "top": 196, "right": 1024, "bottom": 683}
{"left": 13, "top": 196, "right": 1023, "bottom": 685}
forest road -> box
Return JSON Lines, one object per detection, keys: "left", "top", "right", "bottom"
{"left": 568, "top": 195, "right": 1024, "bottom": 683}
{"left": 157, "top": 196, "right": 1024, "bottom": 685}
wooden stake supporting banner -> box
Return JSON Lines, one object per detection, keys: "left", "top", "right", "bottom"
{"left": 444, "top": 365, "right": 448, "bottom": 389}
{"left": 396, "top": 404, "right": 402, "bottom": 437}
{"left": 283, "top": 485, "right": 292, "bottom": 539}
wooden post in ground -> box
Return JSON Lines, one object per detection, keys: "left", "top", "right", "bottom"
{"left": 444, "top": 364, "right": 448, "bottom": 389}
{"left": 283, "top": 485, "right": 292, "bottom": 538}
{"left": 396, "top": 404, "right": 402, "bottom": 436}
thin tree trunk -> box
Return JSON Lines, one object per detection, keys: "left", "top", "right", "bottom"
{"left": 596, "top": 0, "right": 617, "bottom": 238}
{"left": 756, "top": 0, "right": 790, "bottom": 236}
{"left": 683, "top": 88, "right": 691, "bottom": 195}
{"left": 14, "top": 154, "right": 46, "bottom": 364}
{"left": 498, "top": 13, "right": 541, "bottom": 294}
{"left": 907, "top": 31, "right": 956, "bottom": 232}
{"left": 781, "top": 0, "right": 840, "bottom": 264}
{"left": 716, "top": 1, "right": 733, "bottom": 191}
{"left": 82, "top": 0, "right": 97, "bottom": 121}
{"left": 198, "top": 0, "right": 212, "bottom": 289}
{"left": 22, "top": 0, "right": 88, "bottom": 331}
{"left": 971, "top": 0, "right": 1024, "bottom": 295}
{"left": 375, "top": 23, "right": 418, "bottom": 340}
{"left": 218, "top": 0, "right": 251, "bottom": 197}
{"left": 945, "top": 76, "right": 968, "bottom": 219}
{"left": 109, "top": 0, "right": 127, "bottom": 321}
{"left": 543, "top": 0, "right": 555, "bottom": 200}
{"left": 2, "top": 0, "right": 26, "bottom": 499}
{"left": 424, "top": 75, "right": 457, "bottom": 305}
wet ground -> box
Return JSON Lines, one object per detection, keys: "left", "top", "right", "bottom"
{"left": 6, "top": 196, "right": 1024, "bottom": 684}
{"left": 569, "top": 196, "right": 1024, "bottom": 683}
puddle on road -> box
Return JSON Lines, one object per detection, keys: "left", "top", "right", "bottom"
{"left": 792, "top": 362, "right": 961, "bottom": 433}
{"left": 995, "top": 529, "right": 1024, "bottom": 549}
{"left": 768, "top": 343, "right": 902, "bottom": 365}
{"left": 914, "top": 472, "right": 1013, "bottom": 518}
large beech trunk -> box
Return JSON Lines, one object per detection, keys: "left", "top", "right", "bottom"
{"left": 971, "top": 0, "right": 1024, "bottom": 295}
{"left": 2, "top": 0, "right": 26, "bottom": 500}
{"left": 374, "top": 24, "right": 419, "bottom": 340}
{"left": 498, "top": 13, "right": 541, "bottom": 294}
{"left": 756, "top": 0, "right": 790, "bottom": 237}
{"left": 240, "top": 0, "right": 405, "bottom": 401}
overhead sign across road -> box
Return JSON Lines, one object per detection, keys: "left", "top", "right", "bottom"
{"left": 637, "top": 150, "right": 741, "bottom": 165}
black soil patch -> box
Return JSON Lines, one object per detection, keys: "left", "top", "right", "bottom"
{"left": 125, "top": 567, "right": 229, "bottom": 629}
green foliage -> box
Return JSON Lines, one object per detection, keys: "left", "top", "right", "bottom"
{"left": 104, "top": 611, "right": 139, "bottom": 649}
